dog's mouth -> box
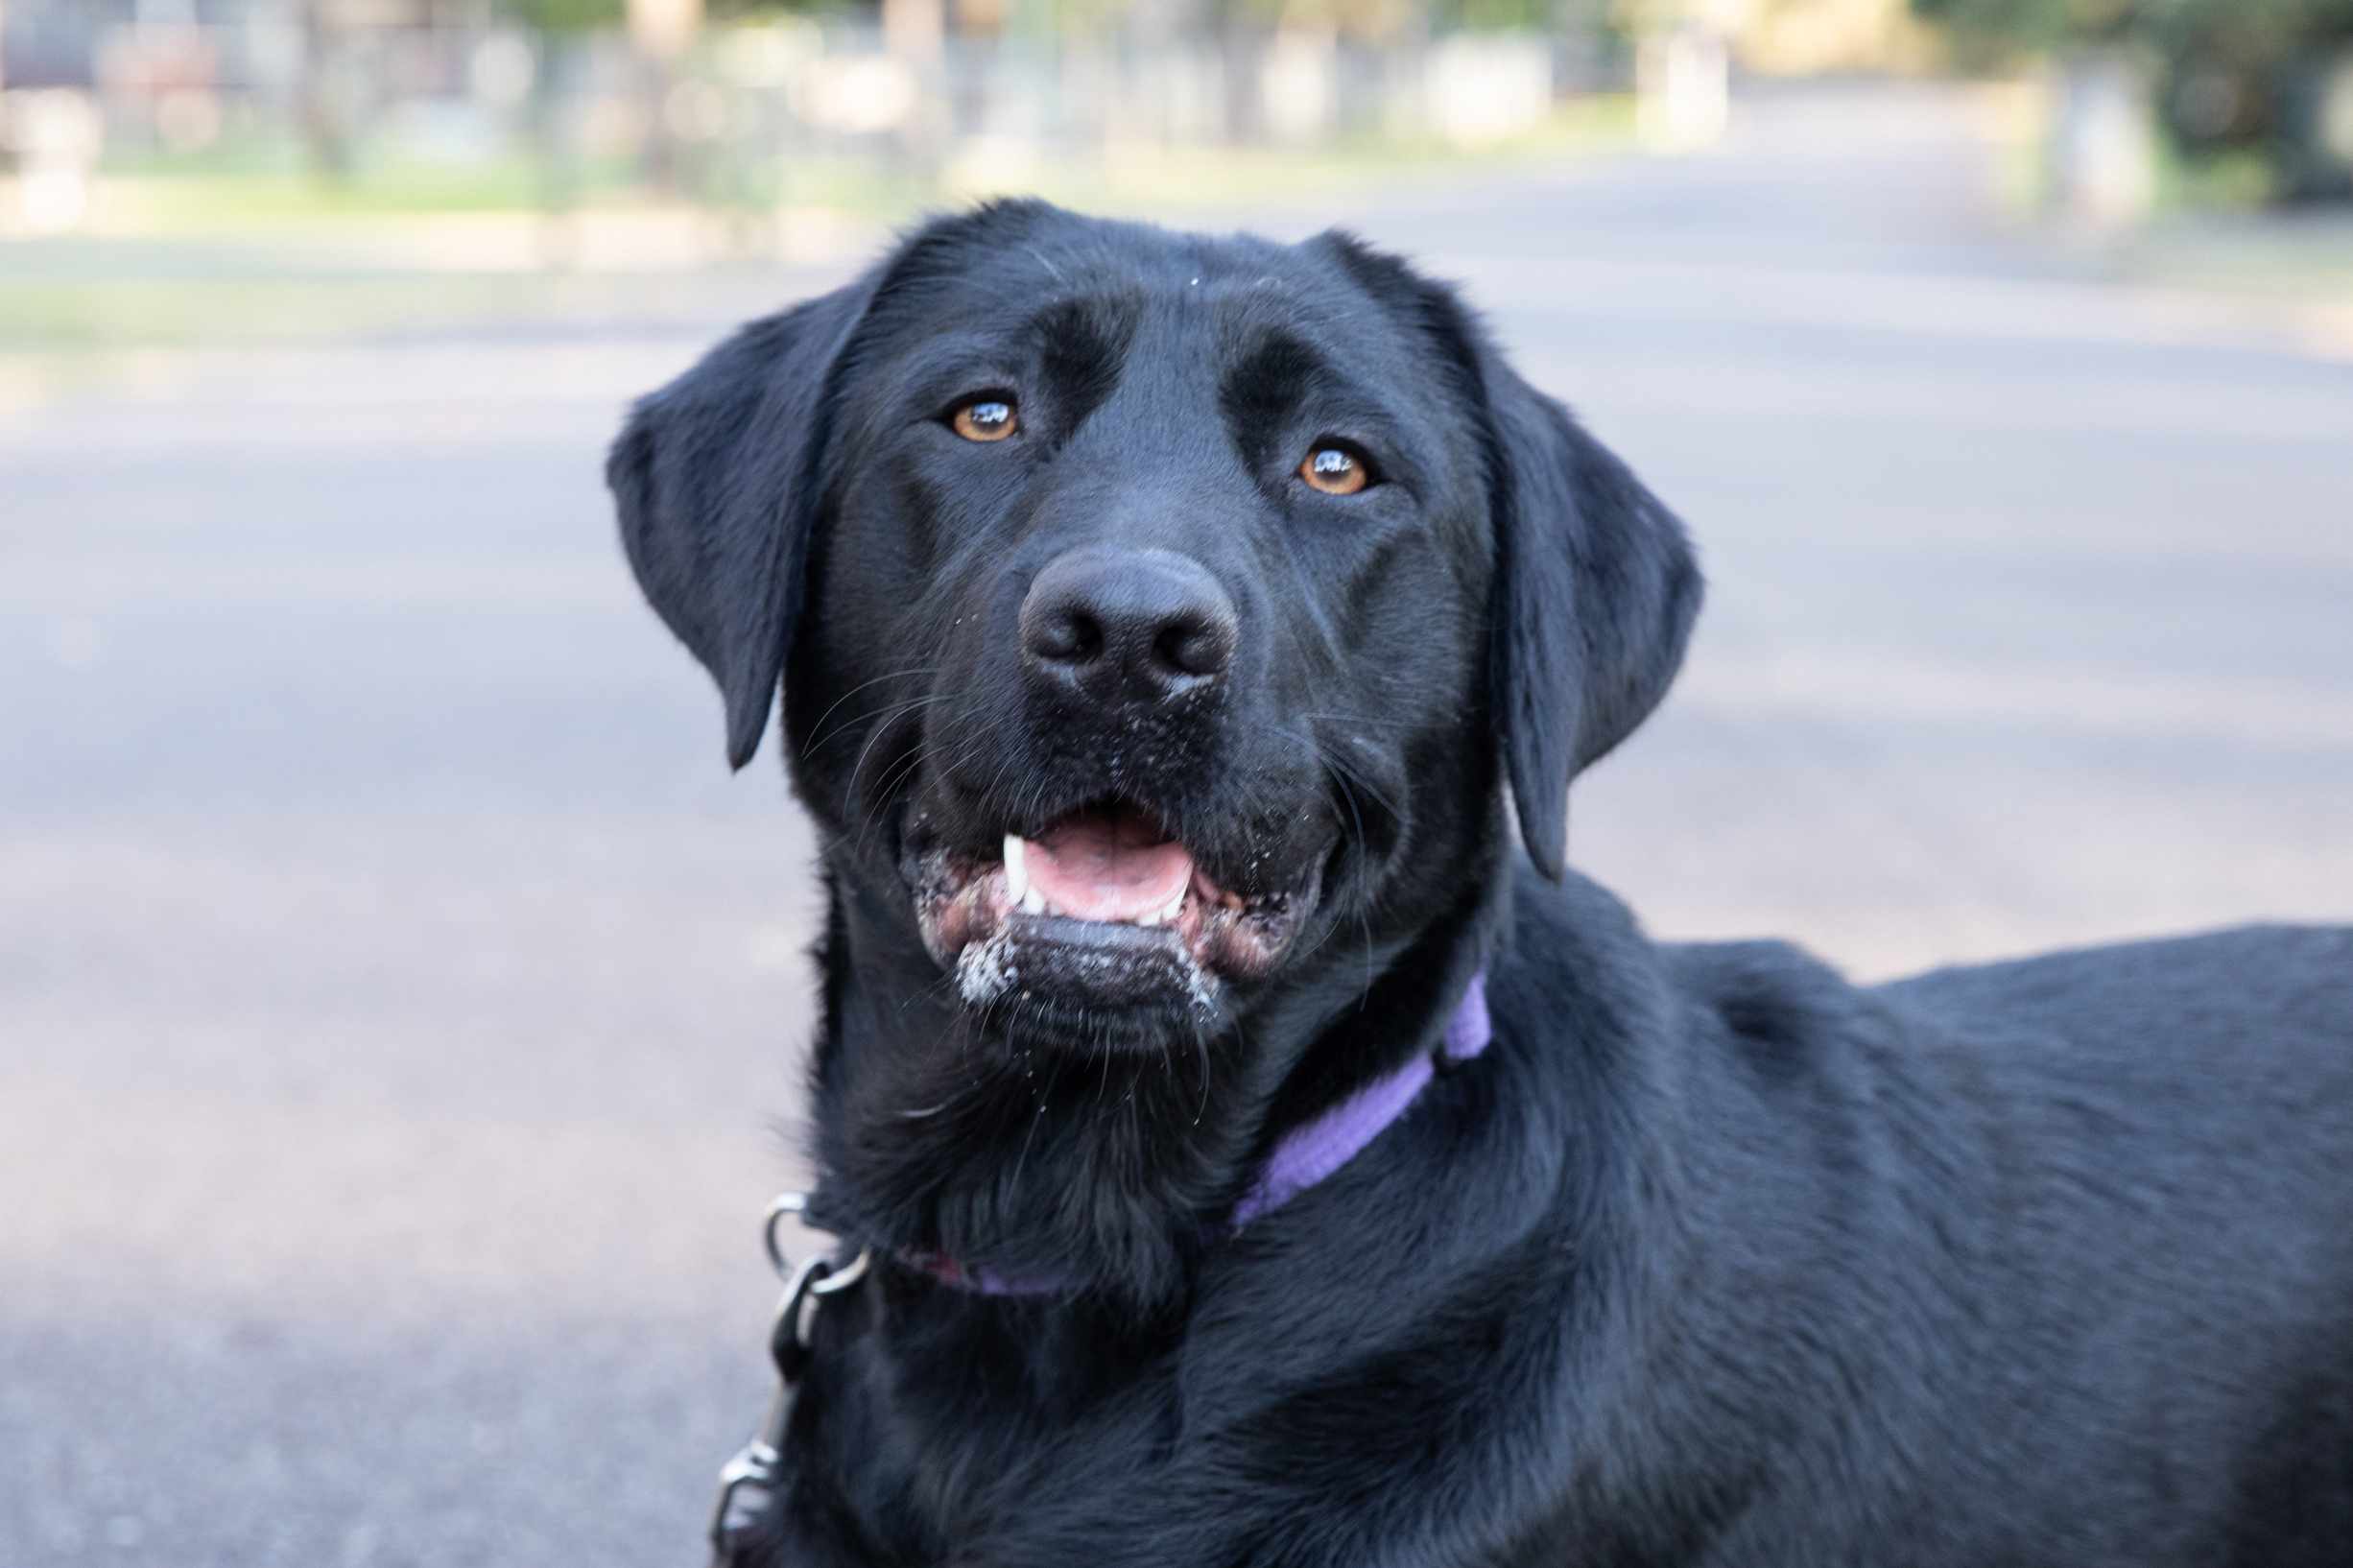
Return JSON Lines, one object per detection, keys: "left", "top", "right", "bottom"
{"left": 909, "top": 799, "right": 1318, "bottom": 1032}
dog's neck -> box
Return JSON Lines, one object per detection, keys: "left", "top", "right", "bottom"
{"left": 891, "top": 971, "right": 1493, "bottom": 1295}
{"left": 801, "top": 845, "right": 1509, "bottom": 1316}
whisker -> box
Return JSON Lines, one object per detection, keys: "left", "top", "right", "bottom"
{"left": 1319, "top": 756, "right": 1380, "bottom": 1009}
{"left": 1007, "top": 1033, "right": 1068, "bottom": 1200}
{"left": 856, "top": 736, "right": 958, "bottom": 854}
{"left": 1196, "top": 1013, "right": 1219, "bottom": 1126}
{"left": 799, "top": 664, "right": 942, "bottom": 755}
{"left": 855, "top": 748, "right": 933, "bottom": 850}
{"left": 841, "top": 697, "right": 949, "bottom": 825}
{"left": 1274, "top": 651, "right": 1388, "bottom": 1014}
{"left": 848, "top": 696, "right": 997, "bottom": 857}
{"left": 808, "top": 693, "right": 947, "bottom": 759}
{"left": 1296, "top": 712, "right": 1418, "bottom": 731}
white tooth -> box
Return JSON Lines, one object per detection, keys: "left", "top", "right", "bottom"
{"left": 1159, "top": 891, "right": 1185, "bottom": 923}
{"left": 1136, "top": 909, "right": 1161, "bottom": 928}
{"left": 1002, "top": 835, "right": 1029, "bottom": 906}
{"left": 1021, "top": 888, "right": 1046, "bottom": 916}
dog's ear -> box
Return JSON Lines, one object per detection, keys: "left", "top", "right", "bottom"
{"left": 606, "top": 275, "right": 882, "bottom": 770}
{"left": 1484, "top": 360, "right": 1702, "bottom": 880}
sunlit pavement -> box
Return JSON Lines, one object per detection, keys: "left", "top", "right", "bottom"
{"left": 4, "top": 82, "right": 2348, "bottom": 1566}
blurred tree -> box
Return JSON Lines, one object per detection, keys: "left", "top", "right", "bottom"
{"left": 2152, "top": 0, "right": 2353, "bottom": 198}
{"left": 1434, "top": 0, "right": 1561, "bottom": 30}
{"left": 297, "top": 0, "right": 358, "bottom": 179}
{"left": 1907, "top": 0, "right": 2136, "bottom": 52}
{"left": 1912, "top": 0, "right": 2353, "bottom": 201}
{"left": 1910, "top": 0, "right": 2353, "bottom": 59}
{"left": 503, "top": 0, "right": 625, "bottom": 29}
{"left": 1911, "top": 0, "right": 2353, "bottom": 199}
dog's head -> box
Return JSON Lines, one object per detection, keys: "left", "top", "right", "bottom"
{"left": 614, "top": 202, "right": 1697, "bottom": 1057}
{"left": 615, "top": 205, "right": 1695, "bottom": 1303}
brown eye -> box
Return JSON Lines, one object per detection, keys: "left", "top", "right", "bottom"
{"left": 951, "top": 397, "right": 1018, "bottom": 442}
{"left": 1299, "top": 443, "right": 1370, "bottom": 496}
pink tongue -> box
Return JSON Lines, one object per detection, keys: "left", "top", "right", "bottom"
{"left": 1025, "top": 810, "right": 1193, "bottom": 923}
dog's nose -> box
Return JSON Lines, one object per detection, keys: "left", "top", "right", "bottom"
{"left": 1020, "top": 547, "right": 1237, "bottom": 702}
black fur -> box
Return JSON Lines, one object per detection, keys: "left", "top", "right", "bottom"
{"left": 610, "top": 201, "right": 2353, "bottom": 1566}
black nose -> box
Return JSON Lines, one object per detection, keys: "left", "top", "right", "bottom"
{"left": 1019, "top": 547, "right": 1238, "bottom": 703}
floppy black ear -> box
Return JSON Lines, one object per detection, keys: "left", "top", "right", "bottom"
{"left": 606, "top": 275, "right": 882, "bottom": 770}
{"left": 1485, "top": 363, "right": 1702, "bottom": 880}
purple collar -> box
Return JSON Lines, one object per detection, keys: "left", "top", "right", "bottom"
{"left": 1231, "top": 968, "right": 1491, "bottom": 1224}
{"left": 902, "top": 970, "right": 1492, "bottom": 1295}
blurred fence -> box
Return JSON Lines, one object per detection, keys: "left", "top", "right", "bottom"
{"left": 0, "top": 1, "right": 1640, "bottom": 234}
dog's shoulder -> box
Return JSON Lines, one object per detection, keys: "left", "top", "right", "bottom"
{"left": 1874, "top": 924, "right": 2353, "bottom": 1109}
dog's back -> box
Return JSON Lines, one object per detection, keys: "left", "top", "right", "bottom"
{"left": 1644, "top": 922, "right": 2353, "bottom": 1564}
{"left": 1873, "top": 926, "right": 2353, "bottom": 1563}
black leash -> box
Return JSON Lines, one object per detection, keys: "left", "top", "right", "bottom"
{"left": 708, "top": 1194, "right": 869, "bottom": 1568}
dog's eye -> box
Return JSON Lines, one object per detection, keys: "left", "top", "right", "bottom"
{"left": 1298, "top": 443, "right": 1372, "bottom": 496}
{"left": 950, "top": 397, "right": 1019, "bottom": 442}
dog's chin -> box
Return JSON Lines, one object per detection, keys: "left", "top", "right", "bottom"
{"left": 905, "top": 800, "right": 1323, "bottom": 1051}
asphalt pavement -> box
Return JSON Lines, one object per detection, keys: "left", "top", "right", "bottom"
{"left": 4, "top": 82, "right": 2348, "bottom": 1566}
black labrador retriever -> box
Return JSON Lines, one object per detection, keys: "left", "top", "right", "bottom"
{"left": 609, "top": 200, "right": 2353, "bottom": 1567}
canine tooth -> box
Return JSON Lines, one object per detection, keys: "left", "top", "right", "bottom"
{"left": 1158, "top": 891, "right": 1186, "bottom": 923}
{"left": 1021, "top": 888, "right": 1046, "bottom": 916}
{"left": 1136, "top": 908, "right": 1162, "bottom": 928}
{"left": 1002, "top": 835, "right": 1029, "bottom": 906}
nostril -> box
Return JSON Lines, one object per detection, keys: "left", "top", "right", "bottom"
{"left": 1155, "top": 615, "right": 1234, "bottom": 680}
{"left": 1029, "top": 606, "right": 1103, "bottom": 665}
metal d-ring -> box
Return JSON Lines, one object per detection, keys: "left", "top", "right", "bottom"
{"left": 808, "top": 1247, "right": 870, "bottom": 1298}
{"left": 763, "top": 1192, "right": 871, "bottom": 1346}
{"left": 777, "top": 1247, "right": 874, "bottom": 1351}
{"left": 762, "top": 1191, "right": 810, "bottom": 1280}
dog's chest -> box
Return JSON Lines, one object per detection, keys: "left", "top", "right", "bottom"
{"left": 792, "top": 1301, "right": 1201, "bottom": 1561}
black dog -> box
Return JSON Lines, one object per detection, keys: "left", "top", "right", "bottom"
{"left": 610, "top": 200, "right": 2353, "bottom": 1566}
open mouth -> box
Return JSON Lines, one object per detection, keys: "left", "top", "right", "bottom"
{"left": 910, "top": 799, "right": 1317, "bottom": 1026}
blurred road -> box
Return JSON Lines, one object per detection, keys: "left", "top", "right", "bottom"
{"left": 5, "top": 83, "right": 2348, "bottom": 1566}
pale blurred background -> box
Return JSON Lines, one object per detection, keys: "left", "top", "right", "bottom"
{"left": 3, "top": 1, "right": 2350, "bottom": 1563}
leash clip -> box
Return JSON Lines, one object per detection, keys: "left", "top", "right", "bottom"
{"left": 707, "top": 1193, "right": 870, "bottom": 1567}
